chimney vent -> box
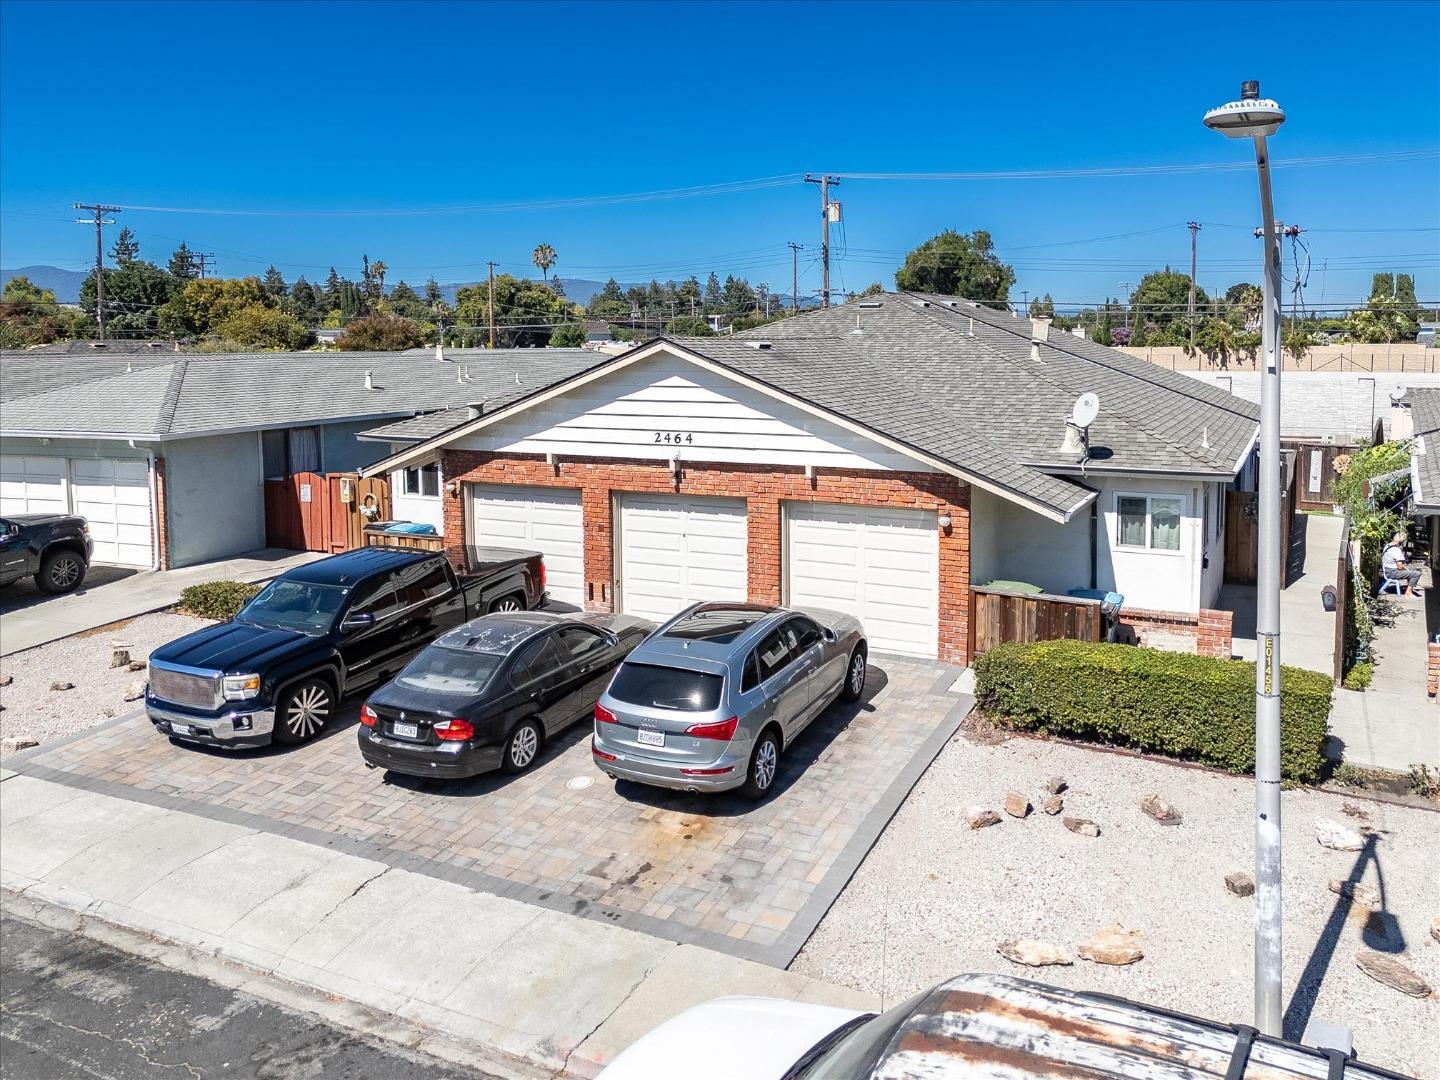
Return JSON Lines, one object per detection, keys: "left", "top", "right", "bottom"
{"left": 1031, "top": 317, "right": 1052, "bottom": 343}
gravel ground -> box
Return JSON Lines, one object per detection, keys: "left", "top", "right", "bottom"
{"left": 793, "top": 731, "right": 1440, "bottom": 1079}
{"left": 0, "top": 612, "right": 212, "bottom": 757}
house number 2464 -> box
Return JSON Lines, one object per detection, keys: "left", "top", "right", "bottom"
{"left": 654, "top": 432, "right": 694, "bottom": 444}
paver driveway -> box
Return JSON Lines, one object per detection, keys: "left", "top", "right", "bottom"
{"left": 7, "top": 656, "right": 969, "bottom": 965}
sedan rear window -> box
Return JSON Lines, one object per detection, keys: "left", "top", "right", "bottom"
{"left": 608, "top": 663, "right": 722, "bottom": 712}
{"left": 396, "top": 645, "right": 503, "bottom": 696}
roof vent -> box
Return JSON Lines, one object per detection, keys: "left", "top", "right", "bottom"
{"left": 748, "top": 340, "right": 773, "bottom": 350}
{"left": 858, "top": 301, "right": 882, "bottom": 309}
{"left": 467, "top": 400, "right": 485, "bottom": 420}
{"left": 1031, "top": 317, "right": 1052, "bottom": 343}
{"left": 88, "top": 341, "right": 107, "bottom": 349}
{"left": 364, "top": 370, "right": 374, "bottom": 390}
{"left": 435, "top": 338, "right": 445, "bottom": 362}
{"left": 457, "top": 364, "right": 471, "bottom": 384}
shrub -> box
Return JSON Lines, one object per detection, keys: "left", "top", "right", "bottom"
{"left": 548, "top": 322, "right": 585, "bottom": 347}
{"left": 974, "top": 640, "right": 1333, "bottom": 783}
{"left": 177, "top": 580, "right": 260, "bottom": 620}
{"left": 335, "top": 314, "right": 426, "bottom": 351}
{"left": 1341, "top": 661, "right": 1373, "bottom": 691}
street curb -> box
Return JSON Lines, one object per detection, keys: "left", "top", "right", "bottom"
{"left": 1, "top": 883, "right": 557, "bottom": 1080}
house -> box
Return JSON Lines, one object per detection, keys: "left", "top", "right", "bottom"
{"left": 359, "top": 294, "right": 1258, "bottom": 664}
{"left": 0, "top": 349, "right": 595, "bottom": 570}
{"left": 1418, "top": 323, "right": 1438, "bottom": 349}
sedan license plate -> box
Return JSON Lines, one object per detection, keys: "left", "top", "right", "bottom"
{"left": 636, "top": 728, "right": 665, "bottom": 748}
{"left": 392, "top": 722, "right": 419, "bottom": 739}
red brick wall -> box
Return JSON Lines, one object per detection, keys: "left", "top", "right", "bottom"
{"left": 1427, "top": 641, "right": 1439, "bottom": 699}
{"left": 441, "top": 451, "right": 972, "bottom": 663}
{"left": 1118, "top": 606, "right": 1233, "bottom": 659}
{"left": 153, "top": 455, "right": 170, "bottom": 571}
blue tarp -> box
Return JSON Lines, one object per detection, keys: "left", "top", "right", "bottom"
{"left": 383, "top": 522, "right": 437, "bottom": 536}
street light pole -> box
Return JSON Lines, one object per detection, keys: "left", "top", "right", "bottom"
{"left": 1204, "top": 79, "right": 1286, "bottom": 1039}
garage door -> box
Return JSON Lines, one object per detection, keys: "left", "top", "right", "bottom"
{"left": 467, "top": 484, "right": 584, "bottom": 608}
{"left": 71, "top": 458, "right": 154, "bottom": 567}
{"left": 785, "top": 502, "right": 939, "bottom": 658}
{"left": 618, "top": 494, "right": 747, "bottom": 624}
{"left": 0, "top": 455, "right": 69, "bottom": 516}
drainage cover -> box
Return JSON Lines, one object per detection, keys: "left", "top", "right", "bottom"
{"left": 566, "top": 776, "right": 594, "bottom": 791}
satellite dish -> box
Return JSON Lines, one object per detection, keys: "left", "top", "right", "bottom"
{"left": 1070, "top": 392, "right": 1100, "bottom": 429}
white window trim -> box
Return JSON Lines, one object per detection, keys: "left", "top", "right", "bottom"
{"left": 397, "top": 462, "right": 442, "bottom": 499}
{"left": 1114, "top": 492, "right": 1187, "bottom": 556}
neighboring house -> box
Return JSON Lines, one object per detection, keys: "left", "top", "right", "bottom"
{"left": 0, "top": 349, "right": 595, "bottom": 571}
{"left": 361, "top": 294, "right": 1258, "bottom": 664}
{"left": 314, "top": 327, "right": 345, "bottom": 346}
{"left": 1418, "top": 323, "right": 1438, "bottom": 348}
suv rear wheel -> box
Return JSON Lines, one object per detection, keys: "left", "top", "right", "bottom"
{"left": 37, "top": 549, "right": 86, "bottom": 594}
{"left": 740, "top": 727, "right": 781, "bottom": 799}
{"left": 272, "top": 677, "right": 333, "bottom": 746}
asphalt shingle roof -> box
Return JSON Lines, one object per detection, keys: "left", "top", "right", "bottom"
{"left": 1406, "top": 387, "right": 1440, "bottom": 512}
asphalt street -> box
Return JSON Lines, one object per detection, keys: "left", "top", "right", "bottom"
{"left": 0, "top": 912, "right": 497, "bottom": 1080}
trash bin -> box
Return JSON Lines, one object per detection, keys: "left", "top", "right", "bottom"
{"left": 1066, "top": 588, "right": 1125, "bottom": 643}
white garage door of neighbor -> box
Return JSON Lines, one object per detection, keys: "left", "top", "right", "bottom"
{"left": 618, "top": 494, "right": 748, "bottom": 624}
{"left": 468, "top": 484, "right": 584, "bottom": 608}
{"left": 0, "top": 455, "right": 69, "bottom": 517}
{"left": 786, "top": 502, "right": 939, "bottom": 658}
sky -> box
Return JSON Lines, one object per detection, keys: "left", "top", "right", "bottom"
{"left": 2, "top": 0, "right": 1437, "bottom": 312}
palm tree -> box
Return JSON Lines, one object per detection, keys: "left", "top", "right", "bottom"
{"left": 532, "top": 243, "right": 557, "bottom": 284}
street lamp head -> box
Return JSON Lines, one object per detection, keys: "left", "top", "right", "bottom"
{"left": 1203, "top": 80, "right": 1285, "bottom": 139}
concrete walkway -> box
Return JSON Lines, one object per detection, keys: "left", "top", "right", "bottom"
{"left": 0, "top": 548, "right": 323, "bottom": 657}
{"left": 0, "top": 772, "right": 877, "bottom": 1078}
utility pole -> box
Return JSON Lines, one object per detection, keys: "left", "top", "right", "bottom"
{"left": 1021, "top": 290, "right": 1029, "bottom": 317}
{"left": 74, "top": 203, "right": 120, "bottom": 340}
{"left": 787, "top": 242, "right": 803, "bottom": 315}
{"left": 195, "top": 252, "right": 217, "bottom": 279}
{"left": 1118, "top": 281, "right": 1134, "bottom": 328}
{"left": 804, "top": 175, "right": 840, "bottom": 307}
{"left": 1188, "top": 221, "right": 1202, "bottom": 351}
{"left": 486, "top": 261, "right": 498, "bottom": 348}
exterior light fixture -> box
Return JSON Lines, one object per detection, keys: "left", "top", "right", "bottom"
{"left": 937, "top": 513, "right": 953, "bottom": 529}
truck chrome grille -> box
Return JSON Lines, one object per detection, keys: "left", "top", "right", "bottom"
{"left": 148, "top": 664, "right": 221, "bottom": 709}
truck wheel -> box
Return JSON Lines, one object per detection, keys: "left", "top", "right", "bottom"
{"left": 489, "top": 594, "right": 524, "bottom": 613}
{"left": 37, "top": 550, "right": 86, "bottom": 594}
{"left": 272, "top": 677, "right": 333, "bottom": 746}
{"left": 501, "top": 719, "right": 543, "bottom": 773}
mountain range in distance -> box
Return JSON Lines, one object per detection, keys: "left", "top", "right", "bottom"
{"left": 1, "top": 265, "right": 89, "bottom": 303}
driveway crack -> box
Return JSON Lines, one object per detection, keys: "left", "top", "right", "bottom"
{"left": 551, "top": 944, "right": 674, "bottom": 1078}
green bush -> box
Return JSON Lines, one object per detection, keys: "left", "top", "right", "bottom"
{"left": 177, "top": 580, "right": 260, "bottom": 621}
{"left": 1341, "top": 661, "right": 1373, "bottom": 691}
{"left": 974, "top": 640, "right": 1333, "bottom": 783}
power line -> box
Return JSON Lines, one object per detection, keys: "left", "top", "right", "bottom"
{"left": 73, "top": 203, "right": 120, "bottom": 340}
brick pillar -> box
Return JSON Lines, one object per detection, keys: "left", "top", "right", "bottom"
{"left": 1427, "top": 641, "right": 1440, "bottom": 699}
{"left": 153, "top": 455, "right": 170, "bottom": 570}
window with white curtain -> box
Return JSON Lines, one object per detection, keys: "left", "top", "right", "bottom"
{"left": 286, "top": 426, "right": 321, "bottom": 474}
{"left": 1116, "top": 493, "right": 1184, "bottom": 552}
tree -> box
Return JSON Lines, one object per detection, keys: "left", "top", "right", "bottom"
{"left": 387, "top": 281, "right": 430, "bottom": 322}
{"left": 217, "top": 305, "right": 313, "bottom": 350}
{"left": 322, "top": 267, "right": 342, "bottom": 310}
{"left": 79, "top": 260, "right": 181, "bottom": 336}
{"left": 335, "top": 314, "right": 425, "bottom": 350}
{"left": 721, "top": 274, "right": 755, "bottom": 315}
{"left": 1346, "top": 297, "right": 1415, "bottom": 343}
{"left": 893, "top": 229, "right": 1014, "bottom": 303}
{"left": 110, "top": 227, "right": 140, "bottom": 267}
{"left": 168, "top": 242, "right": 199, "bottom": 280}
{"left": 587, "top": 278, "right": 629, "bottom": 318}
{"left": 1394, "top": 273, "right": 1421, "bottom": 327}
{"left": 860, "top": 282, "right": 885, "bottom": 298}
{"left": 531, "top": 242, "right": 557, "bottom": 284}
{"left": 0, "top": 276, "right": 88, "bottom": 346}
{"left": 262, "top": 266, "right": 288, "bottom": 303}
{"left": 702, "top": 272, "right": 723, "bottom": 313}
{"left": 423, "top": 278, "right": 443, "bottom": 307}
{"left": 455, "top": 273, "right": 569, "bottom": 347}
{"left": 290, "top": 277, "right": 320, "bottom": 325}
{"left": 157, "top": 276, "right": 269, "bottom": 337}
{"left": 663, "top": 315, "right": 715, "bottom": 336}
{"left": 1125, "top": 268, "right": 1208, "bottom": 347}
{"left": 548, "top": 322, "right": 585, "bottom": 347}
{"left": 1027, "top": 292, "right": 1055, "bottom": 319}
{"left": 550, "top": 276, "right": 567, "bottom": 299}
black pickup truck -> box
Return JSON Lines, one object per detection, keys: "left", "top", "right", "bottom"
{"left": 0, "top": 514, "right": 93, "bottom": 594}
{"left": 146, "top": 545, "right": 546, "bottom": 749}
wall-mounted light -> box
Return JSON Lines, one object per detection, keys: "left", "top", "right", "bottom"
{"left": 804, "top": 464, "right": 816, "bottom": 480}
{"left": 445, "top": 480, "right": 461, "bottom": 498}
{"left": 938, "top": 513, "right": 953, "bottom": 529}
{"left": 669, "top": 454, "right": 682, "bottom": 481}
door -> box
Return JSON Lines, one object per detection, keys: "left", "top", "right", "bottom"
{"left": 389, "top": 557, "right": 466, "bottom": 650}
{"left": 617, "top": 494, "right": 747, "bottom": 623}
{"left": 467, "top": 484, "right": 584, "bottom": 608}
{"left": 0, "top": 519, "right": 27, "bottom": 582}
{"left": 338, "top": 574, "right": 411, "bottom": 690}
{"left": 506, "top": 633, "right": 573, "bottom": 735}
{"left": 0, "top": 455, "right": 68, "bottom": 517}
{"left": 785, "top": 502, "right": 939, "bottom": 658}
{"left": 551, "top": 624, "right": 618, "bottom": 726}
{"left": 750, "top": 624, "right": 810, "bottom": 743}
{"left": 70, "top": 458, "right": 153, "bottom": 567}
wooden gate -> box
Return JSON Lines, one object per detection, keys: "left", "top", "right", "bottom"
{"left": 1223, "top": 450, "right": 1298, "bottom": 586}
{"left": 969, "top": 587, "right": 1103, "bottom": 658}
{"left": 264, "top": 472, "right": 391, "bottom": 553}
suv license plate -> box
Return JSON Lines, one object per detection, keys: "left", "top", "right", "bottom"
{"left": 392, "top": 722, "right": 419, "bottom": 739}
{"left": 636, "top": 728, "right": 664, "bottom": 748}
{"left": 170, "top": 723, "right": 192, "bottom": 736}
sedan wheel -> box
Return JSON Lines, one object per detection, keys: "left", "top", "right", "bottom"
{"left": 273, "top": 679, "right": 332, "bottom": 746}
{"left": 490, "top": 595, "right": 523, "bottom": 613}
{"left": 740, "top": 729, "right": 780, "bottom": 799}
{"left": 502, "top": 719, "right": 543, "bottom": 774}
{"left": 840, "top": 645, "right": 867, "bottom": 703}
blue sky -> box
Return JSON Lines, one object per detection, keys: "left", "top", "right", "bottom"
{"left": 2, "top": 0, "right": 1436, "bottom": 310}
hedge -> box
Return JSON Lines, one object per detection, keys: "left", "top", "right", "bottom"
{"left": 177, "top": 580, "right": 261, "bottom": 621}
{"left": 974, "top": 640, "right": 1333, "bottom": 784}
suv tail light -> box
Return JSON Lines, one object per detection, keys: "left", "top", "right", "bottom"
{"left": 434, "top": 718, "right": 474, "bottom": 741}
{"left": 359, "top": 703, "right": 378, "bottom": 728}
{"left": 594, "top": 703, "right": 617, "bottom": 725}
{"left": 684, "top": 716, "right": 738, "bottom": 741}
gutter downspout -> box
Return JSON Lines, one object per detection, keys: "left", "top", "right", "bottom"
{"left": 139, "top": 444, "right": 161, "bottom": 571}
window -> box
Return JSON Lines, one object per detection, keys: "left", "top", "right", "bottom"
{"left": 402, "top": 462, "right": 440, "bottom": 498}
{"left": 261, "top": 426, "right": 322, "bottom": 479}
{"left": 392, "top": 559, "right": 451, "bottom": 607}
{"left": 261, "top": 430, "right": 287, "bottom": 480}
{"left": 607, "top": 663, "right": 723, "bottom": 711}
{"left": 740, "top": 652, "right": 762, "bottom": 693}
{"left": 554, "top": 625, "right": 608, "bottom": 661}
{"left": 1116, "top": 494, "right": 1184, "bottom": 552}
{"left": 755, "top": 629, "right": 794, "bottom": 682}
{"left": 508, "top": 635, "right": 567, "bottom": 688}
{"left": 396, "top": 646, "right": 503, "bottom": 696}
{"left": 350, "top": 575, "right": 404, "bottom": 621}
{"left": 787, "top": 617, "right": 823, "bottom": 651}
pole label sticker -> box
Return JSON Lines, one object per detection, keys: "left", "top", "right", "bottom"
{"left": 1261, "top": 632, "right": 1276, "bottom": 696}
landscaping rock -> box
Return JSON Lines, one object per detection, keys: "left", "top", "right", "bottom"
{"left": 1043, "top": 776, "right": 1067, "bottom": 795}
{"left": 122, "top": 681, "right": 146, "bottom": 703}
{"left": 0, "top": 673, "right": 12, "bottom": 687}
{"left": 1431, "top": 915, "right": 1440, "bottom": 945}
{"left": 127, "top": 661, "right": 147, "bottom": 673}
{"left": 1225, "top": 872, "right": 1255, "bottom": 897}
{"left": 109, "top": 648, "right": 132, "bottom": 669}
{"left": 1329, "top": 880, "right": 1382, "bottom": 909}
{"left": 1041, "top": 794, "right": 1064, "bottom": 816}
{"left": 1355, "top": 952, "right": 1432, "bottom": 998}
{"left": 997, "top": 939, "right": 1073, "bottom": 967}
{"left": 966, "top": 807, "right": 1002, "bottom": 829}
{"left": 1063, "top": 817, "right": 1100, "bottom": 837}
{"left": 1077, "top": 924, "right": 1143, "bottom": 966}
{"left": 1, "top": 737, "right": 38, "bottom": 754}
{"left": 1139, "top": 792, "right": 1182, "bottom": 825}
{"left": 1316, "top": 818, "right": 1365, "bottom": 852}
{"left": 1004, "top": 792, "right": 1031, "bottom": 818}
{"left": 50, "top": 681, "right": 74, "bottom": 692}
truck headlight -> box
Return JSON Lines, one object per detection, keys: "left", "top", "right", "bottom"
{"left": 223, "top": 674, "right": 262, "bottom": 701}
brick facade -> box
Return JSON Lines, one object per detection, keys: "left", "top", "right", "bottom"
{"left": 153, "top": 455, "right": 170, "bottom": 571}
{"left": 1427, "top": 641, "right": 1439, "bottom": 699}
{"left": 1118, "top": 606, "right": 1234, "bottom": 660}
{"left": 441, "top": 450, "right": 973, "bottom": 663}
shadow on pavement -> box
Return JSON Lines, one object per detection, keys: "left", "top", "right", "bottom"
{"left": 0, "top": 564, "right": 139, "bottom": 616}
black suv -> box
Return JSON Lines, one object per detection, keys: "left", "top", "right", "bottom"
{"left": 146, "top": 545, "right": 545, "bottom": 749}
{"left": 0, "top": 514, "right": 93, "bottom": 594}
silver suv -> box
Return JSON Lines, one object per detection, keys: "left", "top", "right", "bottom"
{"left": 592, "top": 603, "right": 867, "bottom": 798}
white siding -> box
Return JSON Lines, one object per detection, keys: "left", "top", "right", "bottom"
{"left": 467, "top": 485, "right": 584, "bottom": 608}
{"left": 454, "top": 350, "right": 930, "bottom": 472}
{"left": 617, "top": 494, "right": 748, "bottom": 623}
{"left": 390, "top": 455, "right": 445, "bottom": 536}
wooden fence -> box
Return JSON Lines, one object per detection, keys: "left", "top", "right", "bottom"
{"left": 969, "top": 586, "right": 1103, "bottom": 658}
{"left": 1332, "top": 516, "right": 1352, "bottom": 687}
{"left": 1224, "top": 450, "right": 1299, "bottom": 587}
{"left": 363, "top": 525, "right": 446, "bottom": 552}
{"left": 264, "top": 472, "right": 392, "bottom": 553}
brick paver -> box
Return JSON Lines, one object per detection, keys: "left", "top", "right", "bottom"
{"left": 10, "top": 657, "right": 968, "bottom": 965}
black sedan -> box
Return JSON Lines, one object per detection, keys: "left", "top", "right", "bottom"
{"left": 357, "top": 611, "right": 654, "bottom": 779}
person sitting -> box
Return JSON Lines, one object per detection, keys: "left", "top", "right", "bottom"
{"left": 1381, "top": 532, "right": 1422, "bottom": 596}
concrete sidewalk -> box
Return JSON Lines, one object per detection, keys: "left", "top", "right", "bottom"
{"left": 0, "top": 772, "right": 877, "bottom": 1077}
{"left": 0, "top": 548, "right": 322, "bottom": 657}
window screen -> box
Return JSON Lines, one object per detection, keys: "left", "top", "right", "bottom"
{"left": 1150, "top": 498, "right": 1182, "bottom": 551}
{"left": 1117, "top": 497, "right": 1148, "bottom": 548}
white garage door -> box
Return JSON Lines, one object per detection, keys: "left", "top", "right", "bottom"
{"left": 786, "top": 502, "right": 939, "bottom": 658}
{"left": 0, "top": 455, "right": 69, "bottom": 516}
{"left": 71, "top": 458, "right": 154, "bottom": 567}
{"left": 618, "top": 494, "right": 747, "bottom": 624}
{"left": 467, "top": 484, "right": 584, "bottom": 608}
